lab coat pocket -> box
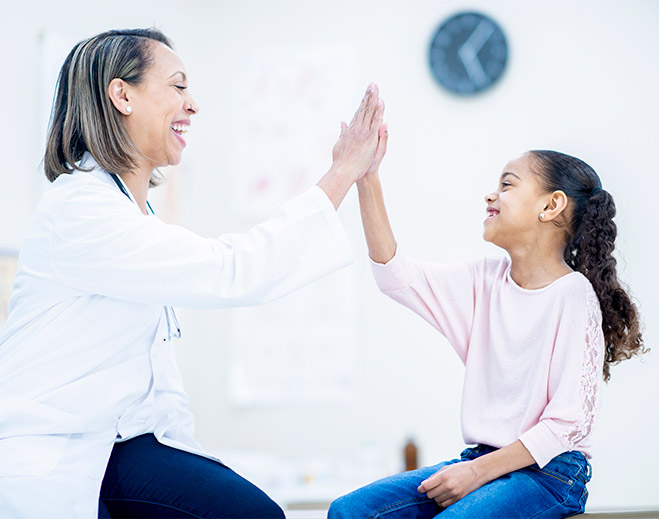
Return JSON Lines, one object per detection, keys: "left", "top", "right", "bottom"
{"left": 0, "top": 398, "right": 85, "bottom": 476}
{"left": 0, "top": 434, "right": 69, "bottom": 476}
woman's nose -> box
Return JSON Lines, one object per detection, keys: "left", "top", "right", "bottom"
{"left": 186, "top": 95, "right": 200, "bottom": 115}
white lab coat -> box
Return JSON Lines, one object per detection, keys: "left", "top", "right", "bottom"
{"left": 0, "top": 153, "right": 352, "bottom": 517}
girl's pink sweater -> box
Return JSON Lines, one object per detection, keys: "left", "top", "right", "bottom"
{"left": 371, "top": 251, "right": 605, "bottom": 468}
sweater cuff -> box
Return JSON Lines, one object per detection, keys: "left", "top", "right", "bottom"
{"left": 369, "top": 249, "right": 412, "bottom": 293}
{"left": 519, "top": 421, "right": 570, "bottom": 468}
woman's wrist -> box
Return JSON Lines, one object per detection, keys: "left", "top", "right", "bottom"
{"left": 316, "top": 164, "right": 357, "bottom": 210}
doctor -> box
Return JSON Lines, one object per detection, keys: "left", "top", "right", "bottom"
{"left": 0, "top": 28, "right": 385, "bottom": 518}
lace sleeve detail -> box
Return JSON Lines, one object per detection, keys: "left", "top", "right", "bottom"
{"left": 556, "top": 287, "right": 604, "bottom": 447}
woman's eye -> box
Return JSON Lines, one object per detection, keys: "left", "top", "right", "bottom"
{"left": 501, "top": 182, "right": 511, "bottom": 188}
{"left": 175, "top": 85, "right": 187, "bottom": 91}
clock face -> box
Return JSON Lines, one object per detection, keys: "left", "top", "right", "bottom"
{"left": 429, "top": 11, "right": 508, "bottom": 96}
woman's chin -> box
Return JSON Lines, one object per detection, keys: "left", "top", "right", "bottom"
{"left": 165, "top": 154, "right": 183, "bottom": 167}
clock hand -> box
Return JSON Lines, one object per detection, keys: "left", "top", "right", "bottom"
{"left": 458, "top": 19, "right": 496, "bottom": 88}
{"left": 461, "top": 54, "right": 488, "bottom": 88}
{"left": 460, "top": 19, "right": 496, "bottom": 58}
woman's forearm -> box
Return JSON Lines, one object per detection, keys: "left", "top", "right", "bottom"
{"left": 357, "top": 173, "right": 397, "bottom": 264}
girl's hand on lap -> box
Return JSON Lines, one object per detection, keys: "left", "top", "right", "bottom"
{"left": 417, "top": 460, "right": 486, "bottom": 508}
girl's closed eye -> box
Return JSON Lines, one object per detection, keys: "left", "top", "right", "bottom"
{"left": 175, "top": 85, "right": 187, "bottom": 91}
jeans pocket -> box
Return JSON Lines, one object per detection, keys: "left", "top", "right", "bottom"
{"left": 546, "top": 451, "right": 591, "bottom": 485}
{"left": 527, "top": 452, "right": 590, "bottom": 514}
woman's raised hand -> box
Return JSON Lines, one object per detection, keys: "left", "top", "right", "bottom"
{"left": 332, "top": 83, "right": 385, "bottom": 182}
{"left": 317, "top": 83, "right": 385, "bottom": 209}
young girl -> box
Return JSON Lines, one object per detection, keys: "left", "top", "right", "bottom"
{"left": 329, "top": 128, "right": 645, "bottom": 518}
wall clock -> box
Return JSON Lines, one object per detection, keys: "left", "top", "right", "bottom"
{"left": 429, "top": 11, "right": 508, "bottom": 95}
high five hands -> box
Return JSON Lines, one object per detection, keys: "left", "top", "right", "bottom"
{"left": 318, "top": 83, "right": 387, "bottom": 208}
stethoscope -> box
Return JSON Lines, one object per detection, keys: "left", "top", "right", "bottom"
{"left": 109, "top": 173, "right": 181, "bottom": 342}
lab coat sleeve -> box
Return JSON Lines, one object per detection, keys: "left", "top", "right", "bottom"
{"left": 49, "top": 183, "right": 352, "bottom": 308}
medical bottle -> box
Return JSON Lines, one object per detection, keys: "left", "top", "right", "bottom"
{"left": 404, "top": 437, "right": 418, "bottom": 471}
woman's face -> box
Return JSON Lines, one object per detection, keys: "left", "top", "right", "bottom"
{"left": 123, "top": 42, "right": 199, "bottom": 171}
{"left": 482, "top": 153, "right": 548, "bottom": 250}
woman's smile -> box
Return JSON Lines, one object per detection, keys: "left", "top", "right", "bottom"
{"left": 170, "top": 120, "right": 190, "bottom": 147}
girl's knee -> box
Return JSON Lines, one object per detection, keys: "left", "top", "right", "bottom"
{"left": 327, "top": 496, "right": 348, "bottom": 519}
{"left": 328, "top": 492, "right": 367, "bottom": 519}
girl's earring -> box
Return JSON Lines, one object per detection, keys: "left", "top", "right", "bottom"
{"left": 539, "top": 212, "right": 545, "bottom": 220}
{"left": 126, "top": 106, "right": 132, "bottom": 114}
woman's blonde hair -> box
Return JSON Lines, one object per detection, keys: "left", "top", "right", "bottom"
{"left": 44, "top": 28, "right": 172, "bottom": 185}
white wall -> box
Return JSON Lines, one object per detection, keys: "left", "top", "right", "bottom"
{"left": 1, "top": 0, "right": 657, "bottom": 510}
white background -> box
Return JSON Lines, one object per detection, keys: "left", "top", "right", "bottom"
{"left": 0, "top": 0, "right": 657, "bottom": 511}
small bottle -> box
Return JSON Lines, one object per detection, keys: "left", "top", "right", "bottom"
{"left": 404, "top": 437, "right": 418, "bottom": 471}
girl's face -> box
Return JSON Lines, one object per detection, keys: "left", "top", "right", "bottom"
{"left": 482, "top": 153, "right": 548, "bottom": 250}
{"left": 123, "top": 43, "right": 199, "bottom": 171}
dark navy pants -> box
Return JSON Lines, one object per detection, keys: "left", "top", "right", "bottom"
{"left": 99, "top": 434, "right": 284, "bottom": 518}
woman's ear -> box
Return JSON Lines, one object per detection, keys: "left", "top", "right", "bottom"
{"left": 541, "top": 190, "right": 568, "bottom": 222}
{"left": 108, "top": 78, "right": 132, "bottom": 115}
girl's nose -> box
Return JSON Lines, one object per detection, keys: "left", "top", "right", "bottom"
{"left": 485, "top": 192, "right": 497, "bottom": 203}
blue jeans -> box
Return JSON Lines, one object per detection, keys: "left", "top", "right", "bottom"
{"left": 99, "top": 434, "right": 284, "bottom": 518}
{"left": 329, "top": 445, "right": 591, "bottom": 519}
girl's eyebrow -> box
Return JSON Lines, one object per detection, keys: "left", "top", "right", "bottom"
{"left": 501, "top": 172, "right": 521, "bottom": 181}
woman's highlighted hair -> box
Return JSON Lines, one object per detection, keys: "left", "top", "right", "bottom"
{"left": 44, "top": 28, "right": 172, "bottom": 184}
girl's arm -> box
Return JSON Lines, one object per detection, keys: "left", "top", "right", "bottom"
{"left": 356, "top": 124, "right": 397, "bottom": 264}
{"left": 417, "top": 440, "right": 535, "bottom": 508}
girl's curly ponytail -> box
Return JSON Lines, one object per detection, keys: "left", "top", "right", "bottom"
{"left": 531, "top": 150, "right": 646, "bottom": 381}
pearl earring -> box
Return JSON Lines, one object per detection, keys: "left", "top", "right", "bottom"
{"left": 539, "top": 212, "right": 545, "bottom": 220}
{"left": 126, "top": 106, "right": 132, "bottom": 114}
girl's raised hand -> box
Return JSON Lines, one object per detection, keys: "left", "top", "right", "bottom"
{"left": 361, "top": 122, "right": 388, "bottom": 181}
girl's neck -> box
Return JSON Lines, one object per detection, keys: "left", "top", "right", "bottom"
{"left": 507, "top": 246, "right": 573, "bottom": 290}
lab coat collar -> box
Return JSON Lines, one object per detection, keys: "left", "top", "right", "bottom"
{"left": 76, "top": 152, "right": 139, "bottom": 207}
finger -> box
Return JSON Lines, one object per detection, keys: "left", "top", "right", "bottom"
{"left": 417, "top": 478, "right": 439, "bottom": 494}
{"left": 350, "top": 84, "right": 375, "bottom": 126}
{"left": 367, "top": 125, "right": 388, "bottom": 172}
{"left": 375, "top": 123, "right": 389, "bottom": 158}
{"left": 369, "top": 97, "right": 385, "bottom": 130}
{"left": 426, "top": 485, "right": 450, "bottom": 501}
{"left": 418, "top": 469, "right": 444, "bottom": 492}
{"left": 360, "top": 84, "right": 379, "bottom": 125}
{"left": 440, "top": 498, "right": 458, "bottom": 508}
{"left": 339, "top": 121, "right": 347, "bottom": 136}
